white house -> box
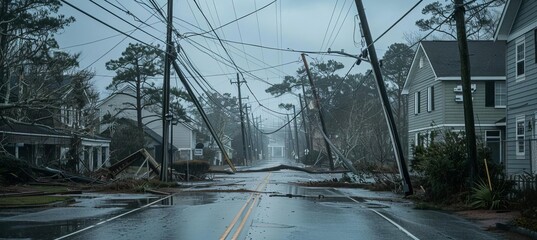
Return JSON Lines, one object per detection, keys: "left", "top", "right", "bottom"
{"left": 97, "top": 85, "right": 196, "bottom": 161}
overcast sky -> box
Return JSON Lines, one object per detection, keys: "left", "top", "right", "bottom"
{"left": 56, "top": 0, "right": 438, "bottom": 127}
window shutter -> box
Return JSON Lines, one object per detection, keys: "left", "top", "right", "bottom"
{"left": 417, "top": 91, "right": 421, "bottom": 113}
{"left": 485, "top": 81, "right": 494, "bottom": 107}
{"left": 431, "top": 86, "right": 435, "bottom": 111}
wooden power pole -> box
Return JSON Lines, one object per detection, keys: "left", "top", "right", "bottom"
{"left": 454, "top": 0, "right": 478, "bottom": 184}
{"left": 354, "top": 0, "right": 413, "bottom": 195}
{"left": 301, "top": 53, "right": 334, "bottom": 170}
{"left": 160, "top": 0, "right": 173, "bottom": 182}
{"left": 231, "top": 73, "right": 248, "bottom": 166}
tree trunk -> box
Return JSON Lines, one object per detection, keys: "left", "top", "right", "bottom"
{"left": 0, "top": 0, "right": 11, "bottom": 104}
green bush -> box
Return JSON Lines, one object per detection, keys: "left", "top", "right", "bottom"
{"left": 470, "top": 180, "right": 509, "bottom": 210}
{"left": 412, "top": 131, "right": 469, "bottom": 201}
{"left": 412, "top": 130, "right": 510, "bottom": 205}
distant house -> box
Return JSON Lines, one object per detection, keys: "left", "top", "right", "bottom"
{"left": 494, "top": 0, "right": 537, "bottom": 175}
{"left": 97, "top": 85, "right": 196, "bottom": 161}
{"left": 0, "top": 76, "right": 111, "bottom": 173}
{"left": 402, "top": 40, "right": 506, "bottom": 164}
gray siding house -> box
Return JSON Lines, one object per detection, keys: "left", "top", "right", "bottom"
{"left": 495, "top": 0, "right": 537, "bottom": 175}
{"left": 402, "top": 41, "right": 506, "bottom": 164}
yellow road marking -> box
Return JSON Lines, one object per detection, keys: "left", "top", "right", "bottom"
{"left": 220, "top": 172, "right": 271, "bottom": 240}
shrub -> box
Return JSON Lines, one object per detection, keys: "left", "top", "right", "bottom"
{"left": 470, "top": 180, "right": 509, "bottom": 210}
{"left": 412, "top": 131, "right": 469, "bottom": 201}
{"left": 412, "top": 130, "right": 510, "bottom": 205}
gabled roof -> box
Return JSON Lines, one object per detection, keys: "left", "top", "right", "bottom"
{"left": 96, "top": 84, "right": 136, "bottom": 108}
{"left": 494, "top": 0, "right": 523, "bottom": 41}
{"left": 402, "top": 40, "right": 506, "bottom": 94}
{"left": 421, "top": 41, "right": 506, "bottom": 77}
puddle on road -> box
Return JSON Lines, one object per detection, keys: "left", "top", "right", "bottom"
{"left": 0, "top": 212, "right": 116, "bottom": 239}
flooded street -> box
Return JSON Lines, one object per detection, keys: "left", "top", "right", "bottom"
{"left": 0, "top": 158, "right": 514, "bottom": 239}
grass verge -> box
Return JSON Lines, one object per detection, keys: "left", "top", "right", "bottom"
{"left": 0, "top": 196, "right": 73, "bottom": 206}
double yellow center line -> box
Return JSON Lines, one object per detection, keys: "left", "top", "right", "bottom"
{"left": 220, "top": 172, "right": 272, "bottom": 240}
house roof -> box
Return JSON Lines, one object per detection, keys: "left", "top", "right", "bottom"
{"left": 402, "top": 40, "right": 506, "bottom": 94}
{"left": 0, "top": 118, "right": 110, "bottom": 142}
{"left": 0, "top": 118, "right": 67, "bottom": 137}
{"left": 494, "top": 0, "right": 523, "bottom": 41}
{"left": 421, "top": 40, "right": 506, "bottom": 78}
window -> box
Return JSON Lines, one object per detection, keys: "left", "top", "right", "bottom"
{"left": 486, "top": 81, "right": 506, "bottom": 108}
{"left": 414, "top": 91, "right": 421, "bottom": 114}
{"left": 516, "top": 116, "right": 525, "bottom": 156}
{"left": 495, "top": 82, "right": 506, "bottom": 107}
{"left": 427, "top": 86, "right": 434, "bottom": 112}
{"left": 419, "top": 57, "right": 424, "bottom": 68}
{"left": 516, "top": 37, "right": 525, "bottom": 79}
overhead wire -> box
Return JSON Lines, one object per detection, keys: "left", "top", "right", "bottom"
{"left": 192, "top": 0, "right": 290, "bottom": 117}
{"left": 104, "top": 0, "right": 166, "bottom": 35}
{"left": 319, "top": 0, "right": 339, "bottom": 53}
{"left": 324, "top": 0, "right": 349, "bottom": 50}
{"left": 183, "top": 0, "right": 276, "bottom": 39}
{"left": 327, "top": 1, "right": 355, "bottom": 49}
{"left": 231, "top": 0, "right": 251, "bottom": 70}
{"left": 89, "top": 0, "right": 166, "bottom": 45}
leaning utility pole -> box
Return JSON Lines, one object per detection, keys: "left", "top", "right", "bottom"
{"left": 293, "top": 105, "right": 300, "bottom": 160}
{"left": 245, "top": 105, "right": 255, "bottom": 161}
{"left": 454, "top": 0, "right": 478, "bottom": 184}
{"left": 286, "top": 114, "right": 293, "bottom": 159}
{"left": 172, "top": 61, "right": 236, "bottom": 172}
{"left": 252, "top": 113, "right": 259, "bottom": 160}
{"left": 299, "top": 94, "right": 311, "bottom": 152}
{"left": 160, "top": 0, "right": 173, "bottom": 182}
{"left": 354, "top": 0, "right": 413, "bottom": 195}
{"left": 231, "top": 73, "right": 248, "bottom": 166}
{"left": 301, "top": 53, "right": 334, "bottom": 170}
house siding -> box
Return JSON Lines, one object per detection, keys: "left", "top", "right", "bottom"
{"left": 506, "top": 28, "right": 537, "bottom": 175}
{"left": 408, "top": 49, "right": 443, "bottom": 133}
{"left": 443, "top": 81, "right": 505, "bottom": 125}
{"left": 407, "top": 48, "right": 444, "bottom": 159}
{"left": 405, "top": 42, "right": 506, "bottom": 163}
{"left": 511, "top": 1, "right": 537, "bottom": 34}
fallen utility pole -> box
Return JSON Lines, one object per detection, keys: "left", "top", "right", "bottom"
{"left": 454, "top": 0, "right": 478, "bottom": 184}
{"left": 300, "top": 53, "right": 334, "bottom": 170}
{"left": 160, "top": 0, "right": 173, "bottom": 182}
{"left": 354, "top": 0, "right": 413, "bottom": 195}
{"left": 171, "top": 60, "right": 236, "bottom": 172}
{"left": 231, "top": 74, "right": 248, "bottom": 166}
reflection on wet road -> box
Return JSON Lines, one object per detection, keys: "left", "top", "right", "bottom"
{"left": 0, "top": 158, "right": 510, "bottom": 239}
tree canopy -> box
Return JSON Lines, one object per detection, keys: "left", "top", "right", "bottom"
{"left": 415, "top": 0, "right": 506, "bottom": 40}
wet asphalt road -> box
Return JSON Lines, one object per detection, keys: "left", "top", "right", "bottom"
{"left": 0, "top": 158, "right": 517, "bottom": 239}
